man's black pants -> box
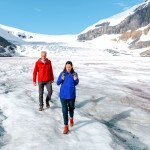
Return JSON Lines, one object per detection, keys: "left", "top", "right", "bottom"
{"left": 38, "top": 81, "right": 53, "bottom": 106}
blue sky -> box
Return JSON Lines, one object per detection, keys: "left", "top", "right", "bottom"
{"left": 0, "top": 0, "right": 144, "bottom": 35}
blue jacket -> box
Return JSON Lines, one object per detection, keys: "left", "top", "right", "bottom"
{"left": 57, "top": 70, "right": 79, "bottom": 99}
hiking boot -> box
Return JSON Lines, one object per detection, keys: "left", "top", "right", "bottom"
{"left": 46, "top": 101, "right": 50, "bottom": 108}
{"left": 63, "top": 125, "right": 69, "bottom": 134}
{"left": 70, "top": 118, "right": 74, "bottom": 127}
{"left": 39, "top": 106, "right": 43, "bottom": 111}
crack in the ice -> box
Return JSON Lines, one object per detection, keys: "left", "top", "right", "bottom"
{"left": 0, "top": 82, "right": 16, "bottom": 94}
{"left": 76, "top": 96, "right": 107, "bottom": 108}
{"left": 0, "top": 110, "right": 6, "bottom": 149}
{"left": 103, "top": 110, "right": 149, "bottom": 150}
{"left": 76, "top": 107, "right": 149, "bottom": 150}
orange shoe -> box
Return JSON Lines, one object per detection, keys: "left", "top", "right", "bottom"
{"left": 63, "top": 125, "right": 69, "bottom": 134}
{"left": 70, "top": 118, "right": 74, "bottom": 127}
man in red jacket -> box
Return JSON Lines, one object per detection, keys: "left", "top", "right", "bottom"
{"left": 33, "top": 51, "right": 54, "bottom": 111}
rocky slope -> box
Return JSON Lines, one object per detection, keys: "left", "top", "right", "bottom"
{"left": 78, "top": 0, "right": 150, "bottom": 52}
{"left": 0, "top": 36, "right": 16, "bottom": 57}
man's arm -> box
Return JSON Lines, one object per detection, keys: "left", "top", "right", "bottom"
{"left": 50, "top": 61, "right": 54, "bottom": 82}
{"left": 33, "top": 62, "right": 38, "bottom": 85}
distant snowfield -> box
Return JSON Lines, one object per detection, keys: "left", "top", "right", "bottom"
{"left": 0, "top": 50, "right": 150, "bottom": 150}
{"left": 1, "top": 23, "right": 149, "bottom": 57}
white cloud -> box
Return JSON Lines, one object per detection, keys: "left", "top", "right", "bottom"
{"left": 123, "top": 6, "right": 130, "bottom": 10}
{"left": 114, "top": 2, "right": 131, "bottom": 11}
{"left": 114, "top": 2, "right": 126, "bottom": 7}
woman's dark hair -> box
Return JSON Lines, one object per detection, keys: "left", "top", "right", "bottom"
{"left": 63, "top": 61, "right": 74, "bottom": 72}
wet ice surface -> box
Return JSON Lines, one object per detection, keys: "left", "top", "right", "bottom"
{"left": 0, "top": 110, "right": 6, "bottom": 149}
{"left": 0, "top": 51, "right": 150, "bottom": 150}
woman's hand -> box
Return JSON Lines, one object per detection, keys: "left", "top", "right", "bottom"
{"left": 62, "top": 76, "right": 65, "bottom": 80}
{"left": 74, "top": 76, "right": 78, "bottom": 80}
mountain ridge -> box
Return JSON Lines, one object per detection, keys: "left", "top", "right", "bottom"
{"left": 77, "top": 0, "right": 150, "bottom": 55}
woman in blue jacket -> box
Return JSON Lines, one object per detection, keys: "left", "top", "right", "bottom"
{"left": 57, "top": 61, "right": 79, "bottom": 134}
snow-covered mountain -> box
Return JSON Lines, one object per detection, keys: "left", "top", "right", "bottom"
{"left": 1, "top": 23, "right": 106, "bottom": 57}
{"left": 0, "top": 0, "right": 150, "bottom": 57}
{"left": 0, "top": 24, "right": 81, "bottom": 57}
{"left": 78, "top": 0, "right": 150, "bottom": 56}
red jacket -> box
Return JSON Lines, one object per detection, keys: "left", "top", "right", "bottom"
{"left": 33, "top": 58, "right": 54, "bottom": 83}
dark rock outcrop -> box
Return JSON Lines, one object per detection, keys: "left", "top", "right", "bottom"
{"left": 140, "top": 49, "right": 150, "bottom": 56}
{"left": 0, "top": 36, "right": 17, "bottom": 57}
{"left": 129, "top": 41, "right": 150, "bottom": 49}
{"left": 0, "top": 36, "right": 13, "bottom": 47}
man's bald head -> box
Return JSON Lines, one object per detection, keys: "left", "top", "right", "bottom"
{"left": 41, "top": 51, "right": 47, "bottom": 60}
